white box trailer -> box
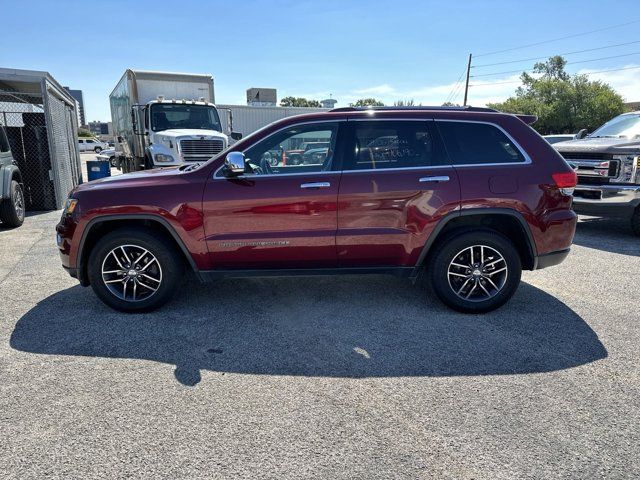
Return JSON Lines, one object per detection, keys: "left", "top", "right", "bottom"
{"left": 110, "top": 70, "right": 233, "bottom": 172}
{"left": 217, "top": 104, "right": 330, "bottom": 141}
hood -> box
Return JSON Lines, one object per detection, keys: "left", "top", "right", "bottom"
{"left": 73, "top": 166, "right": 182, "bottom": 194}
{"left": 553, "top": 136, "right": 640, "bottom": 154}
{"left": 155, "top": 129, "right": 227, "bottom": 139}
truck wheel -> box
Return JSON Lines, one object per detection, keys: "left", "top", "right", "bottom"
{"left": 425, "top": 230, "right": 521, "bottom": 314}
{"left": 94, "top": 146, "right": 102, "bottom": 153}
{"left": 109, "top": 156, "right": 116, "bottom": 167}
{"left": 0, "top": 180, "right": 25, "bottom": 228}
{"left": 631, "top": 207, "right": 640, "bottom": 237}
{"left": 87, "top": 228, "right": 184, "bottom": 312}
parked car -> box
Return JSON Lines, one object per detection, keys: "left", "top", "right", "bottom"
{"left": 97, "top": 148, "right": 117, "bottom": 167}
{"left": 78, "top": 138, "right": 109, "bottom": 153}
{"left": 0, "top": 125, "right": 25, "bottom": 228}
{"left": 56, "top": 106, "right": 577, "bottom": 314}
{"left": 552, "top": 111, "right": 640, "bottom": 235}
{"left": 543, "top": 133, "right": 577, "bottom": 145}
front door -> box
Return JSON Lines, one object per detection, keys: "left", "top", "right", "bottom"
{"left": 202, "top": 121, "right": 345, "bottom": 269}
{"left": 336, "top": 120, "right": 460, "bottom": 267}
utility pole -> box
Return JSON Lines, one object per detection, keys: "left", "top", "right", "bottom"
{"left": 463, "top": 53, "right": 472, "bottom": 106}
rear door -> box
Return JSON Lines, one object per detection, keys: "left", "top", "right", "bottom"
{"left": 336, "top": 119, "right": 460, "bottom": 267}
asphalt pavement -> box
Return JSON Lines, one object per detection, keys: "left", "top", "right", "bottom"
{"left": 0, "top": 211, "right": 638, "bottom": 479}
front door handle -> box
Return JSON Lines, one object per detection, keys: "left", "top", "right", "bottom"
{"left": 419, "top": 176, "right": 450, "bottom": 183}
{"left": 301, "top": 182, "right": 331, "bottom": 189}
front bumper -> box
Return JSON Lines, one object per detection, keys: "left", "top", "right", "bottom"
{"left": 572, "top": 184, "right": 640, "bottom": 217}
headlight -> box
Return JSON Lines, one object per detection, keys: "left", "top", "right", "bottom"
{"left": 64, "top": 198, "right": 78, "bottom": 214}
{"left": 155, "top": 154, "right": 174, "bottom": 163}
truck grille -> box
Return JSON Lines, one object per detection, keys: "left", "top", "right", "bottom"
{"left": 559, "top": 152, "right": 620, "bottom": 182}
{"left": 180, "top": 139, "right": 224, "bottom": 161}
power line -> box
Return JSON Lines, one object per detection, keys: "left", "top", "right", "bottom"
{"left": 474, "top": 19, "right": 640, "bottom": 58}
{"left": 468, "top": 65, "right": 640, "bottom": 87}
{"left": 471, "top": 52, "right": 640, "bottom": 77}
{"left": 444, "top": 67, "right": 467, "bottom": 104}
{"left": 472, "top": 40, "right": 640, "bottom": 68}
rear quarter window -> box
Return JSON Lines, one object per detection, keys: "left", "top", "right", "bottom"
{"left": 437, "top": 121, "right": 526, "bottom": 165}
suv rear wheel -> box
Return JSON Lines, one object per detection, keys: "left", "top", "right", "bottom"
{"left": 94, "top": 146, "right": 102, "bottom": 153}
{"left": 426, "top": 230, "right": 522, "bottom": 313}
{"left": 87, "top": 228, "right": 184, "bottom": 312}
{"left": 0, "top": 180, "right": 25, "bottom": 228}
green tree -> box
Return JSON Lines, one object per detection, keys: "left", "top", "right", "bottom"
{"left": 487, "top": 56, "right": 624, "bottom": 134}
{"left": 394, "top": 99, "right": 421, "bottom": 106}
{"left": 280, "top": 96, "right": 322, "bottom": 107}
{"left": 441, "top": 101, "right": 459, "bottom": 107}
{"left": 352, "top": 98, "right": 385, "bottom": 107}
{"left": 78, "top": 128, "right": 93, "bottom": 137}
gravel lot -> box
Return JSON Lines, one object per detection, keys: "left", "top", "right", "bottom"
{"left": 0, "top": 211, "right": 638, "bottom": 479}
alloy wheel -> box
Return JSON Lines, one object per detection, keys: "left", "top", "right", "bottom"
{"left": 101, "top": 244, "right": 163, "bottom": 302}
{"left": 447, "top": 245, "right": 508, "bottom": 302}
{"left": 13, "top": 186, "right": 25, "bottom": 221}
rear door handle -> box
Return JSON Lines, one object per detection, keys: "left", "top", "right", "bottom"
{"left": 419, "top": 176, "right": 450, "bottom": 183}
{"left": 301, "top": 182, "right": 331, "bottom": 189}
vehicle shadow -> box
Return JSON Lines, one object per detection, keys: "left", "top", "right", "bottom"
{"left": 10, "top": 276, "right": 607, "bottom": 386}
{"left": 574, "top": 216, "right": 639, "bottom": 257}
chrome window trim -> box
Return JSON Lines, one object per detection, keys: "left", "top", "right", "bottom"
{"left": 341, "top": 165, "right": 454, "bottom": 174}
{"left": 212, "top": 117, "right": 532, "bottom": 179}
{"left": 213, "top": 119, "right": 345, "bottom": 179}
{"left": 435, "top": 119, "right": 532, "bottom": 167}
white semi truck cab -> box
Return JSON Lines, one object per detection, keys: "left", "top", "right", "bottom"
{"left": 110, "top": 70, "right": 241, "bottom": 173}
{"left": 134, "top": 97, "right": 234, "bottom": 168}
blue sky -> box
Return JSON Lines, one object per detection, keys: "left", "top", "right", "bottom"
{"left": 2, "top": 0, "right": 639, "bottom": 121}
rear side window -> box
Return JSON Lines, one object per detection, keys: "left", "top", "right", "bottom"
{"left": 437, "top": 121, "right": 526, "bottom": 165}
{"left": 0, "top": 127, "right": 9, "bottom": 153}
{"left": 345, "top": 121, "right": 444, "bottom": 170}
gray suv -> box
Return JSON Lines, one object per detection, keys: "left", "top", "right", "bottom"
{"left": 553, "top": 111, "right": 640, "bottom": 235}
{"left": 0, "top": 126, "right": 25, "bottom": 228}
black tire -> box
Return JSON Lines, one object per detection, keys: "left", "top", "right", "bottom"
{"left": 0, "top": 180, "right": 25, "bottom": 228}
{"left": 87, "top": 228, "right": 184, "bottom": 312}
{"left": 631, "top": 207, "right": 640, "bottom": 237}
{"left": 426, "top": 230, "right": 522, "bottom": 314}
{"left": 94, "top": 146, "right": 102, "bottom": 153}
{"left": 109, "top": 156, "right": 116, "bottom": 168}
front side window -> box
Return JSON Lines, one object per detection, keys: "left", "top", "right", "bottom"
{"left": 437, "top": 121, "right": 526, "bottom": 165}
{"left": 345, "top": 121, "right": 443, "bottom": 170}
{"left": 151, "top": 104, "right": 222, "bottom": 132}
{"left": 240, "top": 122, "right": 339, "bottom": 175}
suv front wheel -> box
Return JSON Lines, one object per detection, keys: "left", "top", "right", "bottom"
{"left": 426, "top": 230, "right": 522, "bottom": 313}
{"left": 87, "top": 228, "right": 184, "bottom": 312}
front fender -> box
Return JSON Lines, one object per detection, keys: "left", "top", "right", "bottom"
{"left": 1, "top": 164, "right": 22, "bottom": 200}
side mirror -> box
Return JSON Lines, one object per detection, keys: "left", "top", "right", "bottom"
{"left": 230, "top": 131, "right": 243, "bottom": 141}
{"left": 576, "top": 129, "right": 588, "bottom": 140}
{"left": 224, "top": 151, "right": 245, "bottom": 175}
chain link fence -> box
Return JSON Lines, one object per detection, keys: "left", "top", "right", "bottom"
{"left": 0, "top": 70, "right": 81, "bottom": 211}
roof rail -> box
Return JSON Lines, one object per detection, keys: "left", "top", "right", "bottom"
{"left": 330, "top": 105, "right": 498, "bottom": 113}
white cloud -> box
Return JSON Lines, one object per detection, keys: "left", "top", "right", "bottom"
{"left": 578, "top": 64, "right": 640, "bottom": 103}
{"left": 340, "top": 64, "right": 640, "bottom": 108}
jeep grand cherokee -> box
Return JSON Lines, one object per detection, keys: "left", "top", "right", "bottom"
{"left": 56, "top": 106, "right": 577, "bottom": 314}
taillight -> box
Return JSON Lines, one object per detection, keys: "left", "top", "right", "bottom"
{"left": 552, "top": 171, "right": 577, "bottom": 195}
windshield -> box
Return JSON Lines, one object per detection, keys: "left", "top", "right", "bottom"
{"left": 590, "top": 114, "right": 640, "bottom": 139}
{"left": 150, "top": 104, "right": 222, "bottom": 132}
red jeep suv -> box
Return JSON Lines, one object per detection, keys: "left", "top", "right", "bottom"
{"left": 56, "top": 107, "right": 577, "bottom": 313}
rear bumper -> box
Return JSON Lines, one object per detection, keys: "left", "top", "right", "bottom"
{"left": 534, "top": 248, "right": 570, "bottom": 270}
{"left": 573, "top": 184, "right": 640, "bottom": 217}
